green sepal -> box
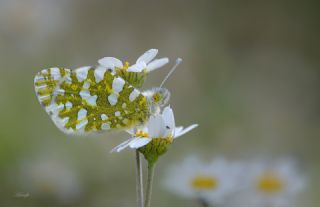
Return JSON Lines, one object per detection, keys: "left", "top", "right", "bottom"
{"left": 138, "top": 137, "right": 173, "bottom": 165}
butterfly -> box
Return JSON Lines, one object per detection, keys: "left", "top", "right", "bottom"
{"left": 34, "top": 49, "right": 171, "bottom": 135}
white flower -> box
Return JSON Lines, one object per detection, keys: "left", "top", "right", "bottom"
{"left": 97, "top": 56, "right": 124, "bottom": 70}
{"left": 18, "top": 156, "right": 82, "bottom": 204}
{"left": 163, "top": 157, "right": 243, "bottom": 205}
{"left": 112, "top": 106, "right": 198, "bottom": 152}
{"left": 98, "top": 49, "right": 169, "bottom": 72}
{"left": 237, "top": 159, "right": 306, "bottom": 207}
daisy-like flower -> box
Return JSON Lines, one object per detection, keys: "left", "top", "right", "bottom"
{"left": 112, "top": 106, "right": 198, "bottom": 164}
{"left": 239, "top": 159, "right": 306, "bottom": 207}
{"left": 98, "top": 49, "right": 169, "bottom": 88}
{"left": 98, "top": 48, "right": 169, "bottom": 72}
{"left": 163, "top": 157, "right": 243, "bottom": 206}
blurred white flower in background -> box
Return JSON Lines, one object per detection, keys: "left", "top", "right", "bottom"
{"left": 163, "top": 156, "right": 243, "bottom": 206}
{"left": 18, "top": 156, "right": 82, "bottom": 204}
{"left": 237, "top": 159, "right": 306, "bottom": 207}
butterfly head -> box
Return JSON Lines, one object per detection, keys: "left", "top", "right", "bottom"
{"left": 143, "top": 87, "right": 170, "bottom": 115}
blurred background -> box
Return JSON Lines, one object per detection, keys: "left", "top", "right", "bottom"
{"left": 0, "top": 0, "right": 319, "bottom": 206}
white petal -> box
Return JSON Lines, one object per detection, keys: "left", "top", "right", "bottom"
{"left": 174, "top": 126, "right": 184, "bottom": 136}
{"left": 126, "top": 128, "right": 135, "bottom": 135}
{"left": 98, "top": 57, "right": 123, "bottom": 69}
{"left": 111, "top": 138, "right": 133, "bottom": 152}
{"left": 136, "top": 49, "right": 158, "bottom": 64}
{"left": 147, "top": 58, "right": 169, "bottom": 72}
{"left": 174, "top": 124, "right": 198, "bottom": 139}
{"left": 147, "top": 115, "right": 165, "bottom": 138}
{"left": 162, "top": 106, "right": 175, "bottom": 137}
{"left": 127, "top": 62, "right": 147, "bottom": 72}
{"left": 125, "top": 124, "right": 148, "bottom": 135}
{"left": 129, "top": 137, "right": 152, "bottom": 149}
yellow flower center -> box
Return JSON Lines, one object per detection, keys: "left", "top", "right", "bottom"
{"left": 191, "top": 176, "right": 218, "bottom": 190}
{"left": 123, "top": 61, "right": 130, "bottom": 70}
{"left": 135, "top": 130, "right": 149, "bottom": 138}
{"left": 256, "top": 173, "right": 283, "bottom": 193}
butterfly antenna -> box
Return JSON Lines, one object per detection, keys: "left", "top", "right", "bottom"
{"left": 160, "top": 58, "right": 182, "bottom": 88}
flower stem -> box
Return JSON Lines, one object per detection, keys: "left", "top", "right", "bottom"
{"left": 197, "top": 198, "right": 210, "bottom": 207}
{"left": 135, "top": 150, "right": 144, "bottom": 207}
{"left": 144, "top": 162, "right": 156, "bottom": 207}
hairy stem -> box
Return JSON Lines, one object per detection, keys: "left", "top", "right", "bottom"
{"left": 135, "top": 150, "right": 144, "bottom": 207}
{"left": 198, "top": 199, "right": 210, "bottom": 207}
{"left": 144, "top": 162, "right": 156, "bottom": 207}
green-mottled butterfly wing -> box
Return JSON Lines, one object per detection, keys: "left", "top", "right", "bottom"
{"left": 34, "top": 66, "right": 150, "bottom": 135}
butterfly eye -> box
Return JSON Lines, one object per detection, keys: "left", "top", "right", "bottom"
{"left": 152, "top": 92, "right": 162, "bottom": 103}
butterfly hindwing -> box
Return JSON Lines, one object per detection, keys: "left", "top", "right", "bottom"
{"left": 34, "top": 66, "right": 150, "bottom": 135}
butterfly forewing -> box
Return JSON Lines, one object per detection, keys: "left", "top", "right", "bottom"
{"left": 34, "top": 66, "right": 150, "bottom": 135}
{"left": 34, "top": 67, "right": 71, "bottom": 107}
